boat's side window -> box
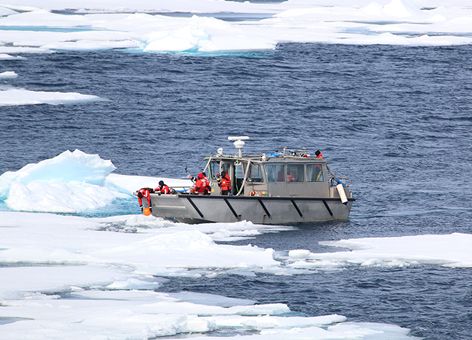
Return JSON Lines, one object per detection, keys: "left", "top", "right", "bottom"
{"left": 235, "top": 162, "right": 245, "bottom": 179}
{"left": 306, "top": 164, "right": 324, "bottom": 182}
{"left": 286, "top": 164, "right": 304, "bottom": 182}
{"left": 266, "top": 164, "right": 285, "bottom": 182}
{"left": 209, "top": 161, "right": 219, "bottom": 180}
{"left": 248, "top": 163, "right": 263, "bottom": 183}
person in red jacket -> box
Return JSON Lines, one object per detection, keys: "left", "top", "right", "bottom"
{"left": 156, "top": 180, "right": 172, "bottom": 194}
{"left": 191, "top": 172, "right": 211, "bottom": 195}
{"left": 218, "top": 171, "right": 231, "bottom": 195}
{"left": 315, "top": 149, "right": 324, "bottom": 159}
{"left": 136, "top": 187, "right": 153, "bottom": 212}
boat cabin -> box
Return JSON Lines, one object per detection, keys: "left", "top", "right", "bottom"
{"left": 203, "top": 137, "right": 344, "bottom": 199}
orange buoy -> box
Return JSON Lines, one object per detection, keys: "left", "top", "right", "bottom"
{"left": 143, "top": 207, "right": 152, "bottom": 216}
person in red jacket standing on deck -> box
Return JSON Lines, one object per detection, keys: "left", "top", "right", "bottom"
{"left": 315, "top": 150, "right": 324, "bottom": 159}
{"left": 218, "top": 171, "right": 231, "bottom": 195}
{"left": 191, "top": 172, "right": 211, "bottom": 195}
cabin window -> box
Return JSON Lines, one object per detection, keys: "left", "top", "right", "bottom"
{"left": 234, "top": 162, "right": 245, "bottom": 193}
{"left": 235, "top": 162, "right": 245, "bottom": 179}
{"left": 209, "top": 161, "right": 219, "bottom": 180}
{"left": 248, "top": 163, "right": 263, "bottom": 183}
{"left": 286, "top": 164, "right": 304, "bottom": 182}
{"left": 266, "top": 164, "right": 285, "bottom": 182}
{"left": 307, "top": 164, "right": 324, "bottom": 182}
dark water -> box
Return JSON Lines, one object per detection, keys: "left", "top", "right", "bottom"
{"left": 1, "top": 44, "right": 472, "bottom": 339}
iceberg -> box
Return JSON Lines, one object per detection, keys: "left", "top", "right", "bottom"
{"left": 0, "top": 150, "right": 124, "bottom": 213}
{"left": 0, "top": 150, "right": 194, "bottom": 213}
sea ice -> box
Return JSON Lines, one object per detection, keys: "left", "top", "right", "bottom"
{"left": 0, "top": 71, "right": 17, "bottom": 79}
{"left": 0, "top": 150, "right": 123, "bottom": 212}
{"left": 0, "top": 212, "right": 280, "bottom": 277}
{"left": 3, "top": 289, "right": 403, "bottom": 340}
{"left": 0, "top": 265, "right": 129, "bottom": 299}
{"left": 0, "top": 53, "right": 25, "bottom": 60}
{"left": 0, "top": 150, "right": 204, "bottom": 213}
{"left": 0, "top": 209, "right": 427, "bottom": 339}
{"left": 0, "top": 0, "right": 472, "bottom": 55}
{"left": 287, "top": 233, "right": 472, "bottom": 269}
{"left": 0, "top": 88, "right": 102, "bottom": 107}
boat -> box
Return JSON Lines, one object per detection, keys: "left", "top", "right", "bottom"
{"left": 150, "top": 136, "right": 354, "bottom": 225}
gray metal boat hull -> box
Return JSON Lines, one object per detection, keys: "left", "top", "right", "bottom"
{"left": 150, "top": 194, "right": 352, "bottom": 225}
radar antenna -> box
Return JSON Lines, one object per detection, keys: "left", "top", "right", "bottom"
{"left": 228, "top": 136, "right": 249, "bottom": 157}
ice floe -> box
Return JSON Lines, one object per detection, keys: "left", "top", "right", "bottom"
{"left": 0, "top": 289, "right": 416, "bottom": 340}
{"left": 0, "top": 71, "right": 17, "bottom": 79}
{"left": 0, "top": 265, "right": 129, "bottom": 299}
{"left": 288, "top": 233, "right": 472, "bottom": 269}
{"left": 0, "top": 0, "right": 471, "bottom": 55}
{"left": 0, "top": 53, "right": 25, "bottom": 60}
{"left": 0, "top": 211, "right": 420, "bottom": 339}
{"left": 0, "top": 88, "right": 102, "bottom": 107}
{"left": 0, "top": 212, "right": 280, "bottom": 278}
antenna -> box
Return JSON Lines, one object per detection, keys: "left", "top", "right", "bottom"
{"left": 228, "top": 136, "right": 249, "bottom": 157}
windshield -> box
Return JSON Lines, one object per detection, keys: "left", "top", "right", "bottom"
{"left": 266, "top": 164, "right": 285, "bottom": 182}
{"left": 286, "top": 164, "right": 304, "bottom": 182}
{"left": 248, "top": 163, "right": 264, "bottom": 182}
{"left": 307, "top": 164, "right": 324, "bottom": 182}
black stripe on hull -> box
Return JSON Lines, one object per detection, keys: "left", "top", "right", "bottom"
{"left": 186, "top": 197, "right": 204, "bottom": 218}
{"left": 224, "top": 198, "right": 240, "bottom": 220}
{"left": 258, "top": 199, "right": 271, "bottom": 218}
{"left": 291, "top": 199, "right": 303, "bottom": 218}
{"left": 322, "top": 200, "right": 333, "bottom": 217}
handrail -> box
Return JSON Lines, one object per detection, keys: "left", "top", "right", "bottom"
{"left": 235, "top": 160, "right": 251, "bottom": 196}
{"left": 203, "top": 156, "right": 212, "bottom": 174}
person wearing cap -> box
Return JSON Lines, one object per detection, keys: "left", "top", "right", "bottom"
{"left": 156, "top": 180, "right": 172, "bottom": 195}
{"left": 315, "top": 150, "right": 324, "bottom": 159}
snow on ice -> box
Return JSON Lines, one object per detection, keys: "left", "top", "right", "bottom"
{"left": 0, "top": 211, "right": 423, "bottom": 339}
{"left": 0, "top": 150, "right": 123, "bottom": 212}
{"left": 0, "top": 54, "right": 25, "bottom": 60}
{"left": 0, "top": 71, "right": 17, "bottom": 79}
{"left": 0, "top": 88, "right": 103, "bottom": 107}
{"left": 0, "top": 0, "right": 471, "bottom": 57}
{"left": 288, "top": 233, "right": 472, "bottom": 269}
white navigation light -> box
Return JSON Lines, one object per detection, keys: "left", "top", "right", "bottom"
{"left": 228, "top": 136, "right": 249, "bottom": 157}
{"left": 217, "top": 147, "right": 223, "bottom": 156}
